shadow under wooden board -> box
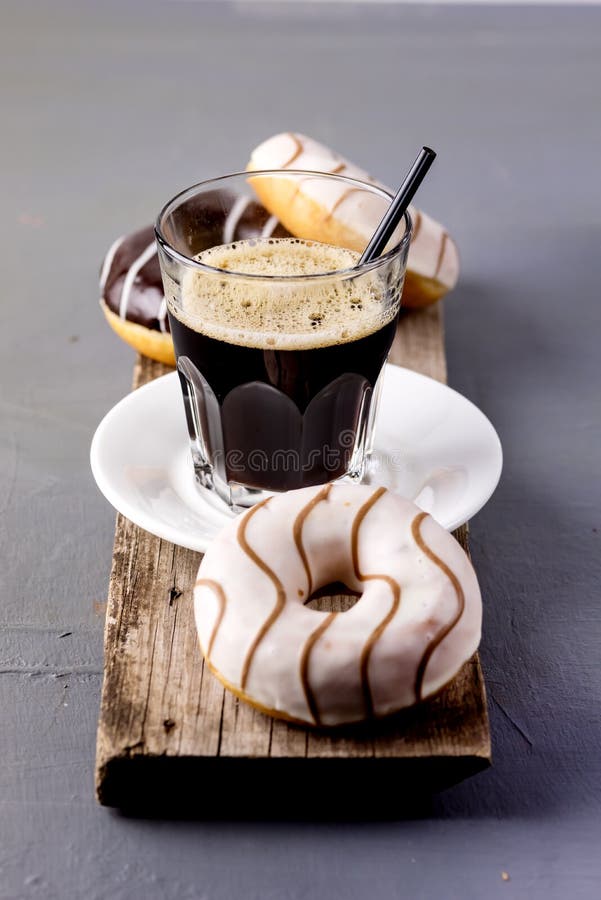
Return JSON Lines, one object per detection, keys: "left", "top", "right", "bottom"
{"left": 95, "top": 304, "right": 491, "bottom": 816}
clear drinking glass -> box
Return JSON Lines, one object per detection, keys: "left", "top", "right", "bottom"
{"left": 155, "top": 170, "right": 411, "bottom": 510}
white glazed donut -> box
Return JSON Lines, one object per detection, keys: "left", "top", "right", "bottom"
{"left": 194, "top": 484, "right": 481, "bottom": 727}
{"left": 247, "top": 132, "right": 460, "bottom": 308}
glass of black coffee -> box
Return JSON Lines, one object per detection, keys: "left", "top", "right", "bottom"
{"left": 155, "top": 171, "right": 411, "bottom": 510}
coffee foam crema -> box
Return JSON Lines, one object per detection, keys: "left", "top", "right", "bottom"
{"left": 168, "top": 238, "right": 398, "bottom": 351}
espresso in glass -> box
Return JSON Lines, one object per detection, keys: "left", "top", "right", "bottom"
{"left": 168, "top": 237, "right": 399, "bottom": 492}
{"left": 156, "top": 170, "right": 410, "bottom": 510}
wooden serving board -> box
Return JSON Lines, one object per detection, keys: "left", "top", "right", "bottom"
{"left": 95, "top": 305, "right": 490, "bottom": 814}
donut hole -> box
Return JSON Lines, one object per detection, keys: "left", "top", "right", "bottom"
{"left": 304, "top": 581, "right": 361, "bottom": 613}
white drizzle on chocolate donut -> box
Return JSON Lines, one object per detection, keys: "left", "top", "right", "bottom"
{"left": 119, "top": 241, "right": 156, "bottom": 320}
{"left": 99, "top": 199, "right": 290, "bottom": 334}
{"left": 157, "top": 298, "right": 168, "bottom": 334}
{"left": 222, "top": 195, "right": 252, "bottom": 245}
{"left": 260, "top": 214, "right": 279, "bottom": 238}
{"left": 99, "top": 234, "right": 125, "bottom": 291}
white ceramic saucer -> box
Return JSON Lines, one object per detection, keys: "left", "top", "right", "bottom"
{"left": 90, "top": 365, "right": 502, "bottom": 551}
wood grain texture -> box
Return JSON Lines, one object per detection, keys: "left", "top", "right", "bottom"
{"left": 95, "top": 304, "right": 490, "bottom": 811}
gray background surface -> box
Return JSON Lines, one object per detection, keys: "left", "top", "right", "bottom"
{"left": 1, "top": 2, "right": 600, "bottom": 898}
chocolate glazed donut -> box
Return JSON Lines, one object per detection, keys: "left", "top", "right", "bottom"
{"left": 99, "top": 192, "right": 290, "bottom": 365}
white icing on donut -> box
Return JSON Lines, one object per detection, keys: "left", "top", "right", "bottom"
{"left": 194, "top": 484, "right": 481, "bottom": 726}
{"left": 118, "top": 241, "right": 156, "bottom": 320}
{"left": 248, "top": 132, "right": 459, "bottom": 290}
{"left": 222, "top": 195, "right": 251, "bottom": 245}
{"left": 99, "top": 234, "right": 125, "bottom": 291}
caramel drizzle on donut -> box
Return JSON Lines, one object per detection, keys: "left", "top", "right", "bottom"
{"left": 433, "top": 232, "right": 448, "bottom": 281}
{"left": 282, "top": 133, "right": 304, "bottom": 168}
{"left": 286, "top": 157, "right": 346, "bottom": 208}
{"left": 293, "top": 484, "right": 333, "bottom": 597}
{"left": 411, "top": 209, "right": 422, "bottom": 242}
{"left": 238, "top": 498, "right": 287, "bottom": 690}
{"left": 194, "top": 578, "right": 227, "bottom": 659}
{"left": 322, "top": 187, "right": 362, "bottom": 224}
{"left": 293, "top": 484, "right": 336, "bottom": 724}
{"left": 351, "top": 486, "right": 401, "bottom": 718}
{"left": 299, "top": 611, "right": 338, "bottom": 726}
{"left": 411, "top": 512, "right": 465, "bottom": 701}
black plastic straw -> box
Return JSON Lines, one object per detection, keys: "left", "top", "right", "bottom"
{"left": 358, "top": 146, "right": 437, "bottom": 265}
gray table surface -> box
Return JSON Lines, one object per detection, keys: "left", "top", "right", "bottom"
{"left": 1, "top": 1, "right": 600, "bottom": 898}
